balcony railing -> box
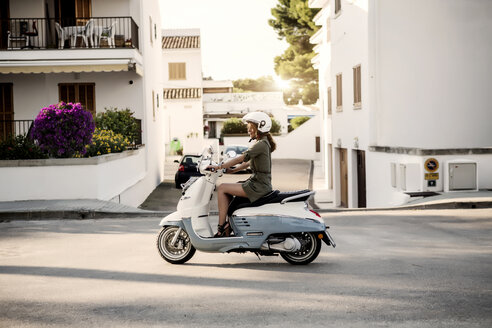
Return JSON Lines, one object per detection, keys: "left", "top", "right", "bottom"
{"left": 0, "top": 119, "right": 143, "bottom": 147}
{"left": 1, "top": 17, "right": 139, "bottom": 50}
{"left": 0, "top": 120, "right": 34, "bottom": 141}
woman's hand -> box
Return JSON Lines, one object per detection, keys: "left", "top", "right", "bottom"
{"left": 206, "top": 165, "right": 220, "bottom": 172}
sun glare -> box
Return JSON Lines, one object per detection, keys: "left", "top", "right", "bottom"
{"left": 274, "top": 75, "right": 291, "bottom": 90}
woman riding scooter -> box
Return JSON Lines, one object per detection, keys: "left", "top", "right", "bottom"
{"left": 207, "top": 111, "right": 276, "bottom": 237}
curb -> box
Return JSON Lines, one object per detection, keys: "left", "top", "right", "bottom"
{"left": 314, "top": 201, "right": 492, "bottom": 213}
{"left": 0, "top": 210, "right": 172, "bottom": 222}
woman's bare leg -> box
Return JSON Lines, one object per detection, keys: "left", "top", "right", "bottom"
{"left": 217, "top": 183, "right": 248, "bottom": 226}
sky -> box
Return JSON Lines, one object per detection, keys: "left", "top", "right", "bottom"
{"left": 159, "top": 0, "right": 288, "bottom": 81}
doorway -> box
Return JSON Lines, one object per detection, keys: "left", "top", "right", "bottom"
{"left": 339, "top": 148, "right": 348, "bottom": 208}
{"left": 208, "top": 121, "right": 217, "bottom": 138}
{"left": 356, "top": 150, "right": 366, "bottom": 208}
{"left": 0, "top": 0, "right": 9, "bottom": 49}
{"left": 0, "top": 83, "right": 13, "bottom": 141}
{"left": 55, "top": 0, "right": 91, "bottom": 26}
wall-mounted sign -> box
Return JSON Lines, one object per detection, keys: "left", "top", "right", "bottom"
{"left": 425, "top": 173, "right": 439, "bottom": 180}
{"left": 425, "top": 158, "right": 439, "bottom": 173}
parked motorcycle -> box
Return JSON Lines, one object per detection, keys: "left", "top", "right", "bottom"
{"left": 156, "top": 147, "right": 336, "bottom": 265}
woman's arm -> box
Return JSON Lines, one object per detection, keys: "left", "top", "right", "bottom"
{"left": 207, "top": 154, "right": 246, "bottom": 171}
{"left": 227, "top": 161, "right": 250, "bottom": 174}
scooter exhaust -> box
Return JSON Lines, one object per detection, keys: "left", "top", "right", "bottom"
{"left": 261, "top": 237, "right": 301, "bottom": 253}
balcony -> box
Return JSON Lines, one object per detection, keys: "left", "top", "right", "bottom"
{"left": 0, "top": 17, "right": 142, "bottom": 76}
{"left": 1, "top": 17, "right": 139, "bottom": 51}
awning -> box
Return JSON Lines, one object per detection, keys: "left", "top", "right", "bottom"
{"left": 0, "top": 59, "right": 143, "bottom": 76}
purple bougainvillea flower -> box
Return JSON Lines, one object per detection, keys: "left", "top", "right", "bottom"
{"left": 31, "top": 102, "right": 95, "bottom": 158}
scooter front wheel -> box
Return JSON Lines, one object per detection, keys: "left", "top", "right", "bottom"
{"left": 157, "top": 226, "right": 196, "bottom": 264}
{"left": 280, "top": 232, "right": 321, "bottom": 265}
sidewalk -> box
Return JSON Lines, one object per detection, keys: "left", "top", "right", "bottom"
{"left": 1, "top": 159, "right": 491, "bottom": 221}
{"left": 0, "top": 199, "right": 168, "bottom": 221}
{"left": 310, "top": 160, "right": 492, "bottom": 212}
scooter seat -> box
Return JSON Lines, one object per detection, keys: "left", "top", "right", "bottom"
{"left": 227, "top": 189, "right": 312, "bottom": 216}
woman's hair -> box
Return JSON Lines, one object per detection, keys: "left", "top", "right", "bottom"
{"left": 248, "top": 122, "right": 276, "bottom": 152}
{"left": 257, "top": 131, "right": 276, "bottom": 152}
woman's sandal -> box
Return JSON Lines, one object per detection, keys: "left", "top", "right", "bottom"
{"left": 214, "top": 222, "right": 231, "bottom": 238}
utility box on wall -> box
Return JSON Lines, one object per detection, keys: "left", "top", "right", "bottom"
{"left": 399, "top": 163, "right": 421, "bottom": 192}
{"left": 448, "top": 162, "right": 477, "bottom": 191}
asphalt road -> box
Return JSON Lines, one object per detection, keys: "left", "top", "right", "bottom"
{"left": 0, "top": 209, "right": 491, "bottom": 327}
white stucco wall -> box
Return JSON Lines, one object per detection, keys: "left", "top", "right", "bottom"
{"left": 163, "top": 99, "right": 204, "bottom": 148}
{"left": 366, "top": 152, "right": 492, "bottom": 207}
{"left": 9, "top": 0, "right": 43, "bottom": 18}
{"left": 161, "top": 29, "right": 203, "bottom": 153}
{"left": 162, "top": 48, "right": 203, "bottom": 88}
{"left": 310, "top": 1, "right": 333, "bottom": 189}
{"left": 370, "top": 0, "right": 492, "bottom": 148}
{"left": 92, "top": 0, "right": 131, "bottom": 17}
{"left": 0, "top": 150, "right": 145, "bottom": 202}
{"left": 121, "top": 0, "right": 164, "bottom": 207}
{"left": 330, "top": 0, "right": 370, "bottom": 152}
{"left": 273, "top": 114, "right": 321, "bottom": 160}
{"left": 0, "top": 71, "right": 144, "bottom": 121}
{"left": 325, "top": 0, "right": 370, "bottom": 207}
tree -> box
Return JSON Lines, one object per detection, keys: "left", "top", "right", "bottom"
{"left": 269, "top": 0, "right": 320, "bottom": 105}
{"left": 290, "top": 116, "right": 311, "bottom": 129}
{"left": 233, "top": 76, "right": 280, "bottom": 93}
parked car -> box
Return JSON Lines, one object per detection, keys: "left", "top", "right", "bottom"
{"left": 222, "top": 145, "right": 251, "bottom": 174}
{"left": 174, "top": 155, "right": 203, "bottom": 188}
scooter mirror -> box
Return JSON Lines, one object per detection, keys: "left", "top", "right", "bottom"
{"left": 226, "top": 150, "right": 237, "bottom": 158}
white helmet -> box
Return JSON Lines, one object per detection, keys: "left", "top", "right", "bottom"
{"left": 242, "top": 111, "right": 272, "bottom": 133}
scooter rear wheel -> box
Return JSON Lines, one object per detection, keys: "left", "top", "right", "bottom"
{"left": 280, "top": 232, "right": 321, "bottom": 265}
{"left": 157, "top": 226, "right": 196, "bottom": 264}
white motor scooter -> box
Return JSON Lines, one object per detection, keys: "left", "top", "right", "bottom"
{"left": 156, "top": 147, "right": 335, "bottom": 265}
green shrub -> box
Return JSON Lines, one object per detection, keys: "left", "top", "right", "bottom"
{"left": 0, "top": 135, "right": 47, "bottom": 160}
{"left": 290, "top": 116, "right": 311, "bottom": 130}
{"left": 95, "top": 108, "right": 139, "bottom": 145}
{"left": 221, "top": 118, "right": 247, "bottom": 135}
{"left": 85, "top": 128, "right": 130, "bottom": 157}
{"left": 270, "top": 118, "right": 281, "bottom": 134}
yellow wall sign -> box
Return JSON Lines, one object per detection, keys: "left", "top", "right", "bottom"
{"left": 424, "top": 158, "right": 439, "bottom": 172}
{"left": 425, "top": 173, "right": 439, "bottom": 180}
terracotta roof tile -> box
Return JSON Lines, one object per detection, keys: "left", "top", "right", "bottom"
{"left": 163, "top": 88, "right": 202, "bottom": 99}
{"left": 162, "top": 36, "right": 200, "bottom": 49}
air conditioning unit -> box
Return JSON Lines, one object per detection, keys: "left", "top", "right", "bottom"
{"left": 447, "top": 161, "right": 478, "bottom": 191}
{"left": 399, "top": 163, "right": 421, "bottom": 192}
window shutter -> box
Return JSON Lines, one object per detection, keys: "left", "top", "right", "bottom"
{"left": 336, "top": 74, "right": 343, "bottom": 110}
{"left": 327, "top": 87, "right": 332, "bottom": 115}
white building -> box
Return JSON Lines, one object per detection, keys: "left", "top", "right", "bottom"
{"left": 203, "top": 82, "right": 322, "bottom": 161}
{"left": 309, "top": 0, "right": 492, "bottom": 208}
{"left": 161, "top": 28, "right": 204, "bottom": 155}
{"left": 0, "top": 0, "right": 164, "bottom": 207}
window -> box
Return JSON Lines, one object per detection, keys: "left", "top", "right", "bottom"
{"left": 334, "top": 0, "right": 341, "bottom": 15}
{"left": 336, "top": 73, "right": 343, "bottom": 111}
{"left": 152, "top": 90, "right": 155, "bottom": 121}
{"left": 0, "top": 83, "right": 13, "bottom": 141}
{"left": 169, "top": 63, "right": 186, "bottom": 80}
{"left": 353, "top": 64, "right": 361, "bottom": 108}
{"left": 327, "top": 87, "right": 332, "bottom": 115}
{"left": 58, "top": 83, "right": 95, "bottom": 116}
{"left": 149, "top": 16, "right": 153, "bottom": 45}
